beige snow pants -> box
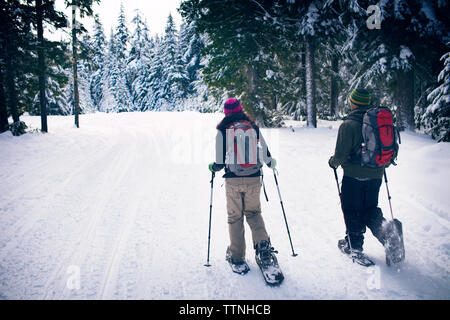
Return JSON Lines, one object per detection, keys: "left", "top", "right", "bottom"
{"left": 225, "top": 177, "right": 269, "bottom": 262}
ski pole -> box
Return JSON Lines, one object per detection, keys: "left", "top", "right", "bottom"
{"left": 383, "top": 169, "right": 395, "bottom": 220}
{"left": 333, "top": 167, "right": 341, "bottom": 196}
{"left": 333, "top": 168, "right": 355, "bottom": 255}
{"left": 204, "top": 171, "right": 215, "bottom": 267}
{"left": 272, "top": 169, "right": 298, "bottom": 257}
{"left": 261, "top": 171, "right": 269, "bottom": 202}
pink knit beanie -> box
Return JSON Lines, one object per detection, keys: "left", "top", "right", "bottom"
{"left": 224, "top": 98, "right": 243, "bottom": 115}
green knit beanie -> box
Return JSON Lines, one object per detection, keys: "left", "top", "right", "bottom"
{"left": 349, "top": 88, "right": 371, "bottom": 106}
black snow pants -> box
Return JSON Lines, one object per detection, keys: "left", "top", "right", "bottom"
{"left": 341, "top": 176, "right": 386, "bottom": 251}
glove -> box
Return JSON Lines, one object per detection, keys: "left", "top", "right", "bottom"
{"left": 269, "top": 158, "right": 277, "bottom": 169}
{"left": 208, "top": 162, "right": 216, "bottom": 173}
{"left": 328, "top": 156, "right": 337, "bottom": 169}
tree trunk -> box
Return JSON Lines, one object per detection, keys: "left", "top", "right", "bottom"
{"left": 72, "top": 3, "right": 80, "bottom": 128}
{"left": 246, "top": 64, "right": 264, "bottom": 126}
{"left": 36, "top": 0, "right": 48, "bottom": 132}
{"left": 330, "top": 53, "right": 339, "bottom": 117}
{"left": 305, "top": 36, "right": 317, "bottom": 128}
{"left": 300, "top": 46, "right": 306, "bottom": 121}
{"left": 4, "top": 34, "right": 20, "bottom": 123}
{"left": 394, "top": 68, "right": 415, "bottom": 131}
{"left": 0, "top": 64, "right": 8, "bottom": 132}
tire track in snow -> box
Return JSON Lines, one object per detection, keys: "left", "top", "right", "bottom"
{"left": 96, "top": 132, "right": 147, "bottom": 299}
{"left": 41, "top": 133, "right": 137, "bottom": 299}
{"left": 0, "top": 137, "right": 116, "bottom": 255}
{"left": 119, "top": 130, "right": 168, "bottom": 299}
{"left": 0, "top": 130, "right": 110, "bottom": 207}
{"left": 95, "top": 126, "right": 171, "bottom": 299}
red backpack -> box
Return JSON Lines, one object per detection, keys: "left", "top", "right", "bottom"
{"left": 360, "top": 107, "right": 400, "bottom": 167}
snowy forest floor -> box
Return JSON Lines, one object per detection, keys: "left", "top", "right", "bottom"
{"left": 0, "top": 112, "right": 449, "bottom": 300}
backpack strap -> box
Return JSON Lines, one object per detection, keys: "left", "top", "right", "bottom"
{"left": 222, "top": 128, "right": 226, "bottom": 165}
{"left": 395, "top": 126, "right": 402, "bottom": 145}
{"left": 344, "top": 114, "right": 364, "bottom": 164}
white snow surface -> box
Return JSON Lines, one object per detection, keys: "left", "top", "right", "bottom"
{"left": 0, "top": 112, "right": 449, "bottom": 300}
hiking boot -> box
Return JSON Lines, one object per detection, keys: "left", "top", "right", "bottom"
{"left": 255, "top": 240, "right": 278, "bottom": 267}
{"left": 338, "top": 238, "right": 351, "bottom": 254}
{"left": 338, "top": 238, "right": 374, "bottom": 266}
{"left": 226, "top": 247, "right": 249, "bottom": 274}
{"left": 338, "top": 237, "right": 363, "bottom": 254}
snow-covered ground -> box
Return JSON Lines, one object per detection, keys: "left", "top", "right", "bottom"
{"left": 0, "top": 112, "right": 449, "bottom": 300}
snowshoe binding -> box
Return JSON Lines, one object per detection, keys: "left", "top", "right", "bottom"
{"left": 338, "top": 239, "right": 375, "bottom": 267}
{"left": 226, "top": 247, "right": 250, "bottom": 275}
{"left": 255, "top": 240, "right": 284, "bottom": 286}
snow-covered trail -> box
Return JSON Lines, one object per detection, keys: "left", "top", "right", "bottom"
{"left": 0, "top": 112, "right": 449, "bottom": 300}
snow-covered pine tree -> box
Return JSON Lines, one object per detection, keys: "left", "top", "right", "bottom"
{"left": 114, "top": 2, "right": 129, "bottom": 61}
{"left": 90, "top": 15, "right": 106, "bottom": 111}
{"left": 67, "top": 33, "right": 95, "bottom": 115}
{"left": 63, "top": 32, "right": 96, "bottom": 116}
{"left": 188, "top": 71, "right": 223, "bottom": 112}
{"left": 0, "top": 0, "right": 37, "bottom": 126}
{"left": 180, "top": 0, "right": 287, "bottom": 125}
{"left": 65, "top": 61, "right": 95, "bottom": 115}
{"left": 424, "top": 48, "right": 450, "bottom": 142}
{"left": 78, "top": 60, "right": 96, "bottom": 114}
{"left": 32, "top": 70, "right": 70, "bottom": 116}
{"left": 347, "top": 0, "right": 449, "bottom": 131}
{"left": 128, "top": 10, "right": 153, "bottom": 111}
{"left": 160, "top": 14, "right": 189, "bottom": 111}
{"left": 127, "top": 10, "right": 144, "bottom": 81}
{"left": 104, "top": 3, "right": 132, "bottom": 113}
{"left": 101, "top": 28, "right": 116, "bottom": 113}
{"left": 179, "top": 21, "right": 204, "bottom": 98}
{"left": 108, "top": 60, "right": 131, "bottom": 113}
{"left": 181, "top": 0, "right": 448, "bottom": 135}
{"left": 133, "top": 35, "right": 164, "bottom": 112}
{"left": 288, "top": 0, "right": 345, "bottom": 127}
{"left": 132, "top": 60, "right": 151, "bottom": 111}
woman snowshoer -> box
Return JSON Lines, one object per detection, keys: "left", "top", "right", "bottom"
{"left": 209, "top": 98, "right": 278, "bottom": 274}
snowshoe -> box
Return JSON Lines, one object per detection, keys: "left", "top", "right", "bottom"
{"left": 226, "top": 247, "right": 250, "bottom": 275}
{"left": 383, "top": 219, "right": 405, "bottom": 266}
{"left": 338, "top": 239, "right": 375, "bottom": 267}
{"left": 255, "top": 240, "right": 284, "bottom": 286}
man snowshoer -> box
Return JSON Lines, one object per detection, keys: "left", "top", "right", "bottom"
{"left": 329, "top": 88, "right": 397, "bottom": 259}
{"left": 209, "top": 98, "right": 278, "bottom": 274}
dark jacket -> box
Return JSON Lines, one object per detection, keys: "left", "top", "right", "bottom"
{"left": 212, "top": 112, "right": 273, "bottom": 178}
{"left": 329, "top": 106, "right": 386, "bottom": 180}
